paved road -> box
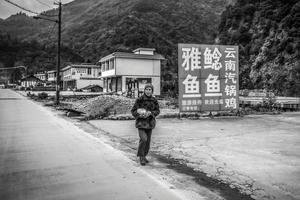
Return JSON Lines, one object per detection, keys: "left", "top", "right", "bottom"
{"left": 0, "top": 89, "right": 184, "bottom": 200}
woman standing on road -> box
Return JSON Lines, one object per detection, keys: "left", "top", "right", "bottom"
{"left": 131, "top": 84, "right": 160, "bottom": 166}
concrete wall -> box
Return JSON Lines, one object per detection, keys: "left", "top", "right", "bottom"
{"left": 101, "top": 69, "right": 116, "bottom": 77}
{"left": 115, "top": 58, "right": 160, "bottom": 76}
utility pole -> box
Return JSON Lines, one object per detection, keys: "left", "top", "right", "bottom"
{"left": 56, "top": 1, "right": 62, "bottom": 105}
{"left": 4, "top": 0, "right": 61, "bottom": 99}
{"left": 33, "top": 1, "right": 61, "bottom": 105}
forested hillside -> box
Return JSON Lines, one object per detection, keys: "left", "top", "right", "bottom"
{"left": 218, "top": 0, "right": 300, "bottom": 96}
{"left": 0, "top": 33, "right": 84, "bottom": 81}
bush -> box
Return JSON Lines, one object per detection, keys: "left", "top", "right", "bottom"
{"left": 37, "top": 92, "right": 48, "bottom": 100}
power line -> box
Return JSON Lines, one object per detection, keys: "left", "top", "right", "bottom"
{"left": 4, "top": 0, "right": 57, "bottom": 17}
{"left": 0, "top": 66, "right": 27, "bottom": 70}
{"left": 34, "top": 0, "right": 52, "bottom": 8}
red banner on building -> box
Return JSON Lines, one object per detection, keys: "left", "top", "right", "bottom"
{"left": 178, "top": 44, "right": 239, "bottom": 112}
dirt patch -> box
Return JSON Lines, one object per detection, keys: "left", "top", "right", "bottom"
{"left": 155, "top": 155, "right": 255, "bottom": 200}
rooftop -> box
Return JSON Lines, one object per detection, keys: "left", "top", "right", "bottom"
{"left": 61, "top": 63, "right": 99, "bottom": 71}
{"left": 133, "top": 48, "right": 156, "bottom": 55}
{"left": 99, "top": 51, "right": 165, "bottom": 62}
{"left": 21, "top": 75, "right": 43, "bottom": 82}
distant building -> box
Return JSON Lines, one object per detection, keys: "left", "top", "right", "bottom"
{"left": 21, "top": 75, "right": 43, "bottom": 88}
{"left": 47, "top": 70, "right": 57, "bottom": 83}
{"left": 34, "top": 72, "right": 47, "bottom": 82}
{"left": 98, "top": 48, "right": 164, "bottom": 96}
{"left": 61, "top": 63, "right": 102, "bottom": 90}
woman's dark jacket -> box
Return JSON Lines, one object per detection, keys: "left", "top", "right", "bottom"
{"left": 131, "top": 94, "right": 160, "bottom": 129}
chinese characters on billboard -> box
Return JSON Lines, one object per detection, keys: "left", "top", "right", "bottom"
{"left": 178, "top": 44, "right": 239, "bottom": 112}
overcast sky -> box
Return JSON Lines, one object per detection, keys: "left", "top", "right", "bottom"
{"left": 0, "top": 0, "right": 74, "bottom": 19}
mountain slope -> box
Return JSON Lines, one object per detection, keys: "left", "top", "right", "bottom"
{"left": 0, "top": 33, "right": 84, "bottom": 77}
{"left": 218, "top": 0, "right": 300, "bottom": 96}
{"left": 0, "top": 0, "right": 232, "bottom": 61}
{"left": 0, "top": 12, "right": 41, "bottom": 39}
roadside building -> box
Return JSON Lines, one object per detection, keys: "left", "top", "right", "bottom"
{"left": 34, "top": 72, "right": 47, "bottom": 82}
{"left": 98, "top": 48, "right": 164, "bottom": 96}
{"left": 61, "top": 63, "right": 102, "bottom": 90}
{"left": 20, "top": 75, "right": 43, "bottom": 88}
{"left": 47, "top": 70, "right": 57, "bottom": 84}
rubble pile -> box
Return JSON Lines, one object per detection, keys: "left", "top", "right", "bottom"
{"left": 70, "top": 95, "right": 136, "bottom": 118}
{"left": 57, "top": 94, "right": 260, "bottom": 120}
{"left": 62, "top": 94, "right": 173, "bottom": 119}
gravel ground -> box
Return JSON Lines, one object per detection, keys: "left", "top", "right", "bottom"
{"left": 88, "top": 112, "right": 300, "bottom": 200}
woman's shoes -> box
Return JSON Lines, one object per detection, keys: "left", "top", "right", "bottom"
{"left": 140, "top": 157, "right": 146, "bottom": 166}
{"left": 144, "top": 157, "right": 149, "bottom": 163}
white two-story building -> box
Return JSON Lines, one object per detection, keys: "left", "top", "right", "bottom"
{"left": 98, "top": 48, "right": 164, "bottom": 96}
{"left": 61, "top": 63, "right": 102, "bottom": 90}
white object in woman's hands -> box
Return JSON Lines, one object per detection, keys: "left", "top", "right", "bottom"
{"left": 137, "top": 108, "right": 150, "bottom": 118}
{"left": 137, "top": 108, "right": 146, "bottom": 115}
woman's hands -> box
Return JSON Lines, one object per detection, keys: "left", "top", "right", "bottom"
{"left": 137, "top": 108, "right": 152, "bottom": 118}
{"left": 143, "top": 111, "right": 152, "bottom": 118}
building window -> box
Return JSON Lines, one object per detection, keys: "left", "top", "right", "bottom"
{"left": 106, "top": 61, "right": 109, "bottom": 71}
{"left": 109, "top": 59, "right": 114, "bottom": 70}
{"left": 100, "top": 63, "right": 103, "bottom": 72}
{"left": 88, "top": 68, "right": 91, "bottom": 75}
{"left": 76, "top": 68, "right": 86, "bottom": 74}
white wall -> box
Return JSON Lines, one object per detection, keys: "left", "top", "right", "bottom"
{"left": 101, "top": 69, "right": 116, "bottom": 77}
{"left": 151, "top": 77, "right": 161, "bottom": 96}
{"left": 116, "top": 58, "right": 160, "bottom": 76}
{"left": 48, "top": 77, "right": 55, "bottom": 82}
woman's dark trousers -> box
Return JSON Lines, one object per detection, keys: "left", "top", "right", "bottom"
{"left": 137, "top": 128, "right": 152, "bottom": 157}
